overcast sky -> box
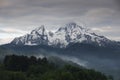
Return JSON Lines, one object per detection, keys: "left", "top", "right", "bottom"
{"left": 0, "top": 0, "right": 120, "bottom": 45}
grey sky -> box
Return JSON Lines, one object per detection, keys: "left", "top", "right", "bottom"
{"left": 0, "top": 0, "right": 120, "bottom": 44}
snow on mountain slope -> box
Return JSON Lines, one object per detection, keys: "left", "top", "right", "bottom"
{"left": 11, "top": 22, "right": 112, "bottom": 48}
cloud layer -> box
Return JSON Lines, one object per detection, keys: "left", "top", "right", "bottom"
{"left": 0, "top": 0, "right": 120, "bottom": 44}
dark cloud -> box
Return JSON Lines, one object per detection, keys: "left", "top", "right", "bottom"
{"left": 114, "top": 0, "right": 120, "bottom": 9}
{"left": 0, "top": 0, "right": 117, "bottom": 18}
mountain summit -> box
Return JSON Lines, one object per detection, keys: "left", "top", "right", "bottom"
{"left": 11, "top": 22, "right": 114, "bottom": 48}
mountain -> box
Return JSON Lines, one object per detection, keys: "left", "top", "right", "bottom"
{"left": 1, "top": 22, "right": 120, "bottom": 80}
{"left": 11, "top": 22, "right": 119, "bottom": 48}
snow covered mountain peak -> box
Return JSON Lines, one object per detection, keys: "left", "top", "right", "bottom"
{"left": 58, "top": 22, "right": 84, "bottom": 31}
{"left": 11, "top": 22, "right": 112, "bottom": 48}
{"left": 34, "top": 25, "right": 45, "bottom": 30}
{"left": 31, "top": 25, "right": 46, "bottom": 35}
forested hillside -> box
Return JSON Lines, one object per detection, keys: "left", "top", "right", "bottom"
{"left": 0, "top": 55, "right": 112, "bottom": 80}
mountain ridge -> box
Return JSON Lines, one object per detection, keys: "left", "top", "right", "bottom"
{"left": 11, "top": 22, "right": 119, "bottom": 48}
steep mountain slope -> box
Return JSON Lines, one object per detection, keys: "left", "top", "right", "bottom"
{"left": 11, "top": 22, "right": 118, "bottom": 48}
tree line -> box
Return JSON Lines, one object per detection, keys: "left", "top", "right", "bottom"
{"left": 0, "top": 54, "right": 113, "bottom": 80}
